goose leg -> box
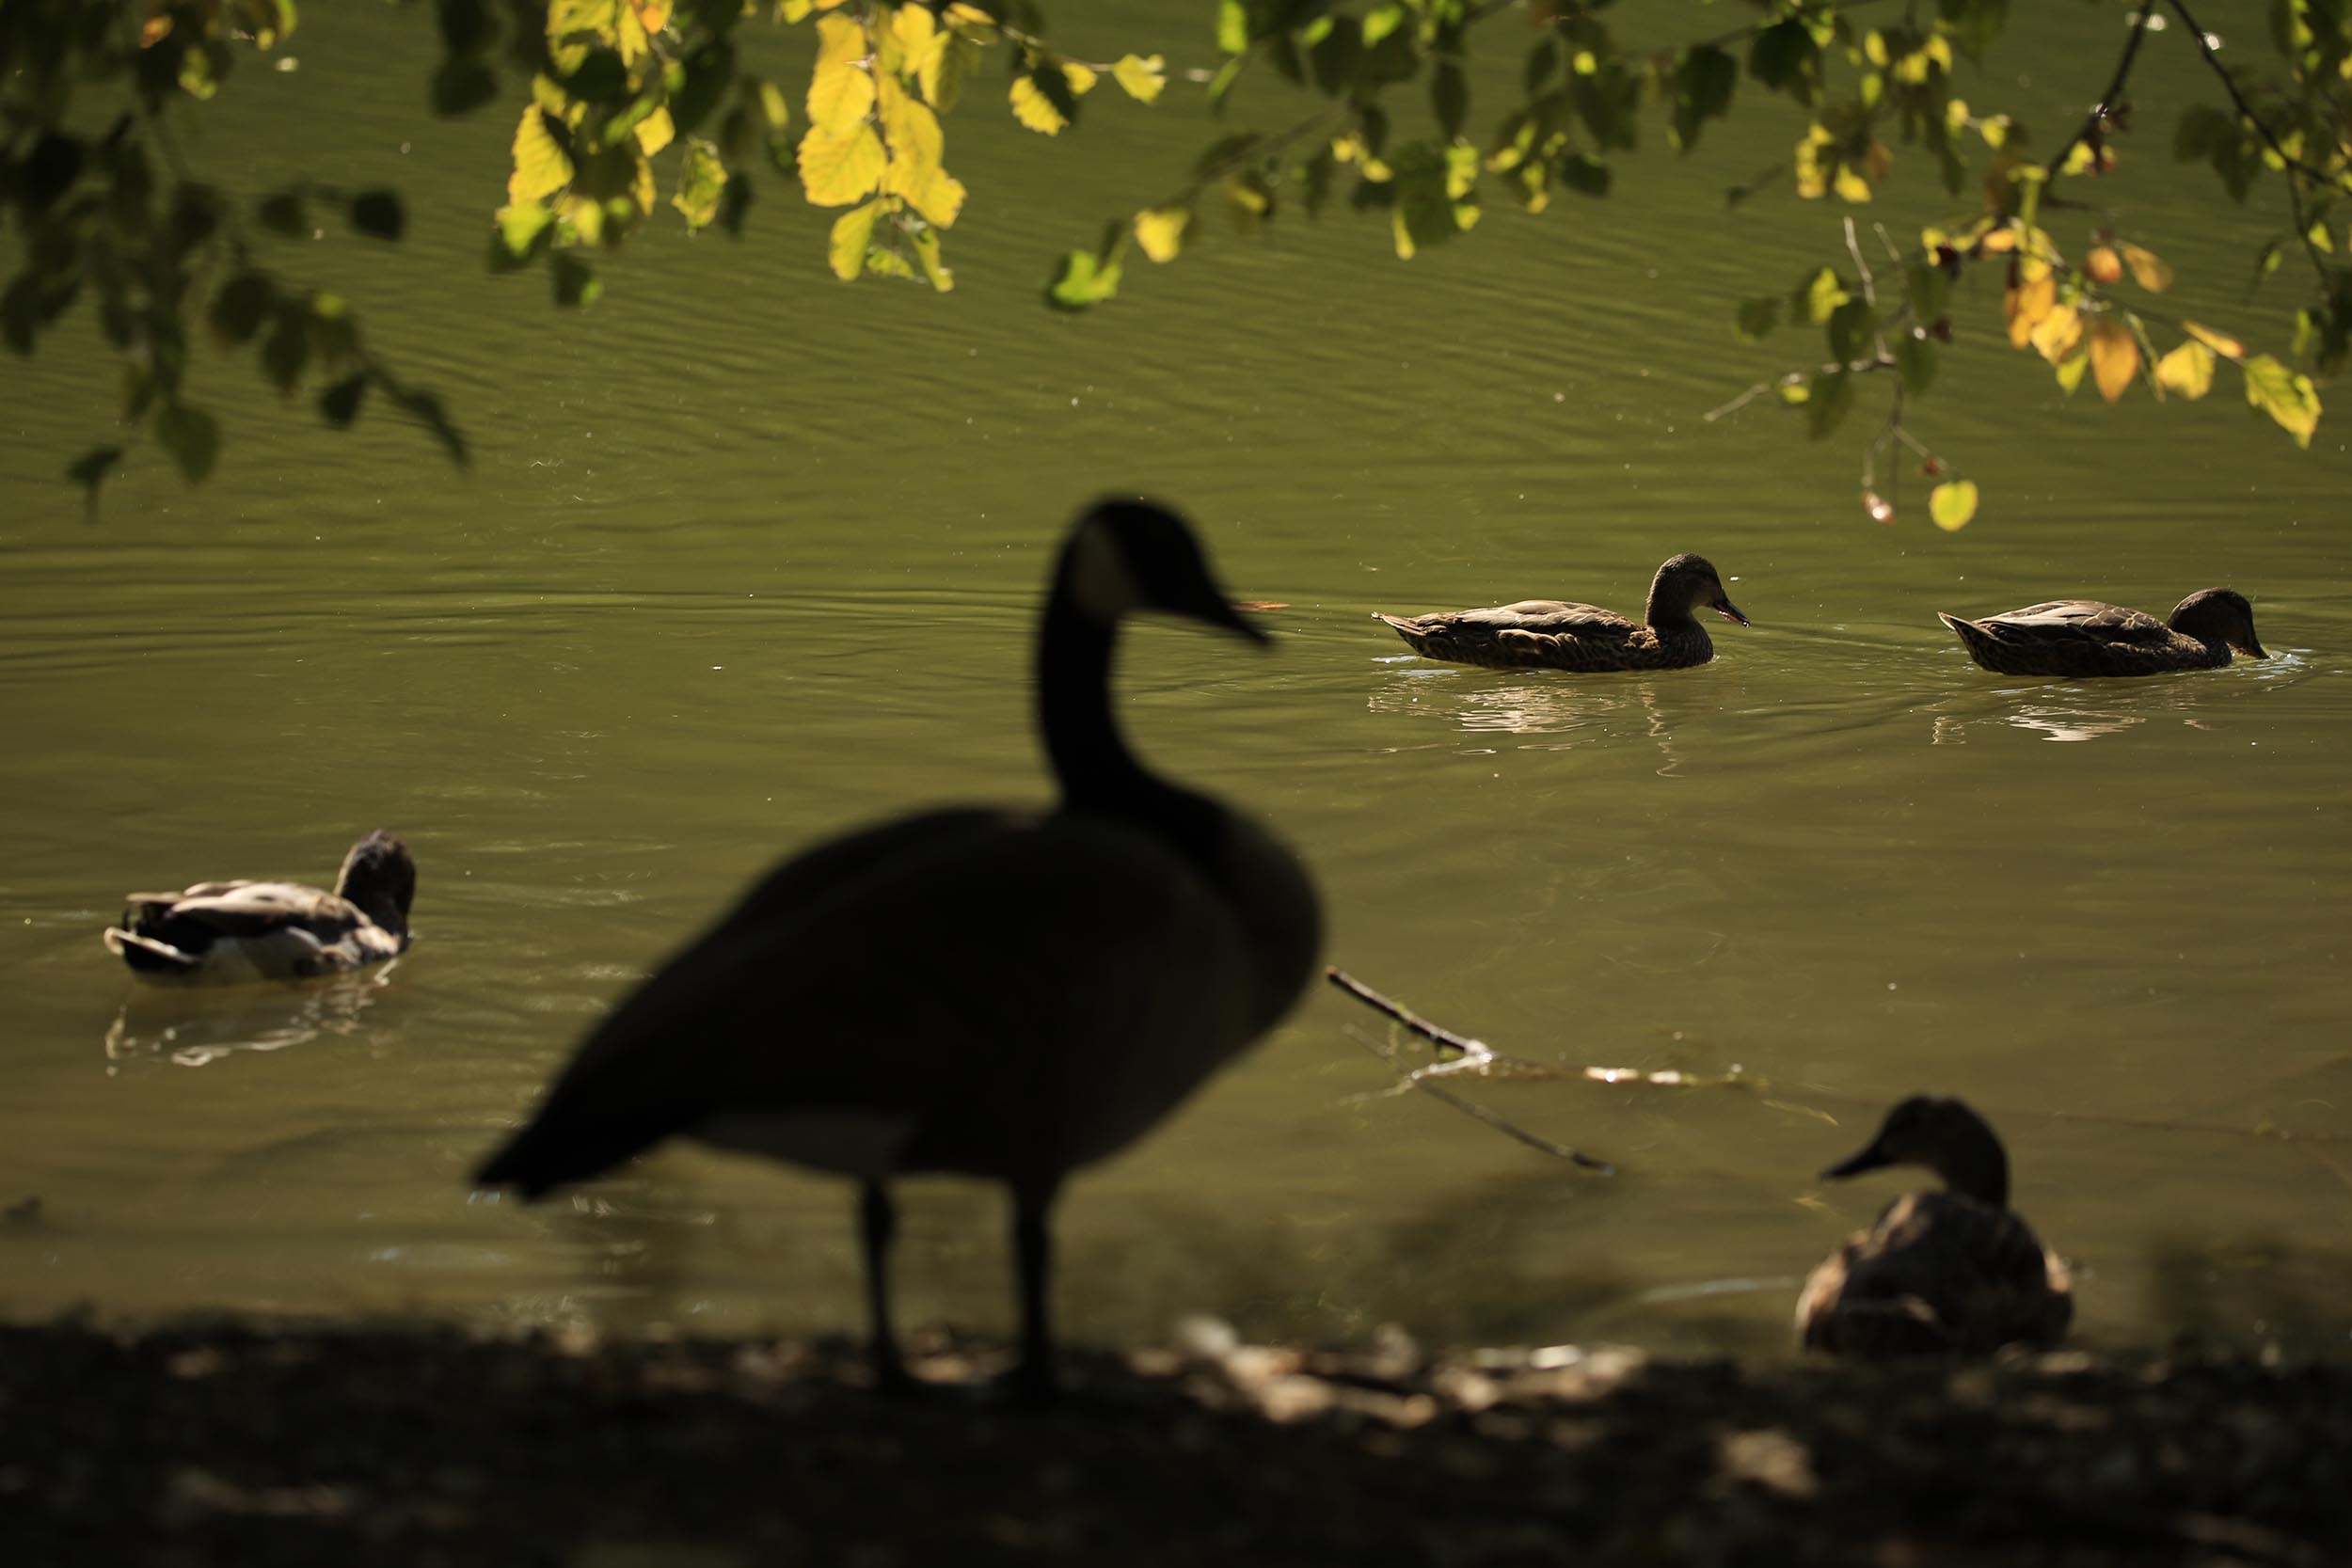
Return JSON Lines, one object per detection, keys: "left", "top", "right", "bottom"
{"left": 857, "top": 1180, "right": 914, "bottom": 1393}
{"left": 1009, "top": 1176, "right": 1063, "bottom": 1402}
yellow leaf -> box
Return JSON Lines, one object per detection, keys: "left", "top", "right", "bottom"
{"left": 2003, "top": 273, "right": 2055, "bottom": 347}
{"left": 2154, "top": 340, "right": 2216, "bottom": 400}
{"left": 806, "top": 14, "right": 875, "bottom": 135}
{"left": 797, "top": 122, "right": 886, "bottom": 206}
{"left": 2054, "top": 351, "right": 2090, "bottom": 395}
{"left": 2088, "top": 317, "right": 2139, "bottom": 403}
{"left": 1831, "top": 163, "right": 1874, "bottom": 203}
{"left": 1134, "top": 204, "right": 1191, "bottom": 262}
{"left": 1979, "top": 225, "right": 2018, "bottom": 253}
{"left": 1112, "top": 54, "right": 1165, "bottom": 103}
{"left": 1063, "top": 63, "right": 1098, "bottom": 95}
{"left": 671, "top": 135, "right": 725, "bottom": 230}
{"left": 919, "top": 32, "right": 979, "bottom": 111}
{"left": 829, "top": 198, "right": 883, "bottom": 279}
{"left": 912, "top": 226, "right": 953, "bottom": 292}
{"left": 508, "top": 105, "right": 574, "bottom": 205}
{"left": 1929, "top": 479, "right": 1979, "bottom": 531}
{"left": 757, "top": 78, "right": 791, "bottom": 130}
{"left": 633, "top": 104, "right": 675, "bottom": 157}
{"left": 943, "top": 2, "right": 993, "bottom": 25}
{"left": 2243, "top": 354, "right": 2322, "bottom": 448}
{"left": 877, "top": 73, "right": 943, "bottom": 166}
{"left": 888, "top": 161, "right": 965, "bottom": 227}
{"left": 2027, "top": 302, "right": 2083, "bottom": 364}
{"left": 2182, "top": 319, "right": 2245, "bottom": 359}
{"left": 892, "top": 4, "right": 934, "bottom": 54}
{"left": 1009, "top": 68, "right": 1087, "bottom": 135}
{"left": 2117, "top": 241, "right": 2173, "bottom": 293}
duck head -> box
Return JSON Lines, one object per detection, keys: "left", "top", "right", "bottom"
{"left": 1821, "top": 1094, "right": 2011, "bottom": 1210}
{"left": 2168, "top": 587, "right": 2265, "bottom": 658}
{"left": 1060, "top": 498, "right": 1267, "bottom": 644}
{"left": 335, "top": 830, "right": 418, "bottom": 933}
{"left": 1650, "top": 553, "right": 1749, "bottom": 628}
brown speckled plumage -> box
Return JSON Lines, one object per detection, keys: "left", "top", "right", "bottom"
{"left": 1939, "top": 587, "right": 2265, "bottom": 677}
{"left": 1798, "top": 1096, "right": 2072, "bottom": 1359}
{"left": 1373, "top": 554, "right": 1749, "bottom": 673}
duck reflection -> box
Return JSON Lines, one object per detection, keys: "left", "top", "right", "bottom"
{"left": 1368, "top": 665, "right": 1684, "bottom": 769}
{"left": 102, "top": 963, "right": 399, "bottom": 1068}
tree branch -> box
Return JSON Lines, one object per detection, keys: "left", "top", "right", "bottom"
{"left": 2043, "top": 4, "right": 2155, "bottom": 185}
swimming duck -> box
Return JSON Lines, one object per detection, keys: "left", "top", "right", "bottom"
{"left": 1796, "top": 1095, "right": 2073, "bottom": 1358}
{"left": 474, "top": 499, "right": 1322, "bottom": 1401}
{"left": 1939, "top": 588, "right": 2265, "bottom": 677}
{"left": 1373, "top": 554, "right": 1749, "bottom": 672}
{"left": 102, "top": 831, "right": 416, "bottom": 985}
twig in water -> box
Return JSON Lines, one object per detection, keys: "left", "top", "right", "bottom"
{"left": 1343, "top": 1025, "right": 1616, "bottom": 1174}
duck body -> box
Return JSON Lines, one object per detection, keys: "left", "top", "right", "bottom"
{"left": 1938, "top": 588, "right": 2265, "bottom": 677}
{"left": 1797, "top": 1095, "right": 2072, "bottom": 1359}
{"left": 476, "top": 499, "right": 1321, "bottom": 1397}
{"left": 1374, "top": 554, "right": 1748, "bottom": 673}
{"left": 102, "top": 831, "right": 415, "bottom": 986}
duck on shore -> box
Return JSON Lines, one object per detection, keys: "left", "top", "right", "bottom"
{"left": 1373, "top": 554, "right": 1749, "bottom": 672}
{"left": 102, "top": 831, "right": 416, "bottom": 985}
{"left": 1938, "top": 588, "right": 2265, "bottom": 677}
{"left": 1797, "top": 1095, "right": 2073, "bottom": 1358}
{"left": 474, "top": 499, "right": 1322, "bottom": 1402}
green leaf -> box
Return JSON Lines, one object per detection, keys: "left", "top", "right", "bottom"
{"left": 1902, "top": 256, "right": 1950, "bottom": 324}
{"left": 65, "top": 445, "right": 123, "bottom": 514}
{"left": 1432, "top": 62, "right": 1469, "bottom": 140}
{"left": 492, "top": 201, "right": 557, "bottom": 267}
{"left": 257, "top": 189, "right": 307, "bottom": 237}
{"left": 348, "top": 190, "right": 405, "bottom": 241}
{"left": 911, "top": 227, "right": 953, "bottom": 293}
{"left": 1559, "top": 155, "right": 1611, "bottom": 198}
{"left": 384, "top": 384, "right": 469, "bottom": 467}
{"left": 553, "top": 252, "right": 602, "bottom": 308}
{"left": 154, "top": 403, "right": 220, "bottom": 483}
{"left": 208, "top": 273, "right": 276, "bottom": 346}
{"left": 1734, "top": 295, "right": 1779, "bottom": 341}
{"left": 319, "top": 372, "right": 369, "bottom": 428}
{"left": 672, "top": 136, "right": 727, "bottom": 230}
{"left": 2173, "top": 103, "right": 2232, "bottom": 162}
{"left": 1806, "top": 367, "right": 1854, "bottom": 439}
{"left": 2243, "top": 353, "right": 2321, "bottom": 447}
{"left": 1826, "top": 297, "right": 1877, "bottom": 362}
{"left": 1671, "top": 45, "right": 1738, "bottom": 150}
{"left": 1929, "top": 479, "right": 1979, "bottom": 531}
{"left": 1895, "top": 331, "right": 1937, "bottom": 394}
{"left": 1791, "top": 265, "right": 1849, "bottom": 325}
{"left": 1046, "top": 224, "right": 1128, "bottom": 310}
{"left": 262, "top": 311, "right": 309, "bottom": 393}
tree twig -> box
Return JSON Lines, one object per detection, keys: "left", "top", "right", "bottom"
{"left": 1343, "top": 1025, "right": 1616, "bottom": 1174}
{"left": 2043, "top": 4, "right": 2156, "bottom": 187}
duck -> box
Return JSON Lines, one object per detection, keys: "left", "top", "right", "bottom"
{"left": 1938, "top": 588, "right": 2265, "bottom": 677}
{"left": 474, "top": 499, "right": 1323, "bottom": 1401}
{"left": 1796, "top": 1095, "right": 2073, "bottom": 1358}
{"left": 1372, "top": 553, "right": 1749, "bottom": 672}
{"left": 101, "top": 830, "right": 416, "bottom": 985}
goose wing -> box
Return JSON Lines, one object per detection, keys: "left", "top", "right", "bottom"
{"left": 478, "top": 806, "right": 1258, "bottom": 1195}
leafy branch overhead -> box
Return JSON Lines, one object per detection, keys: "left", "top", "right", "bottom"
{"left": 6, "top": 2, "right": 2351, "bottom": 519}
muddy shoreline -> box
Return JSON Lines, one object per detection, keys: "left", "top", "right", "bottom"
{"left": 2, "top": 1317, "right": 2344, "bottom": 1566}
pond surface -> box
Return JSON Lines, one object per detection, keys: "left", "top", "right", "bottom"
{"left": 4, "top": 5, "right": 2348, "bottom": 1359}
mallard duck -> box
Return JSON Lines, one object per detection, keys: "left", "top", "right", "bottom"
{"left": 1939, "top": 588, "right": 2265, "bottom": 677}
{"left": 1372, "top": 553, "right": 1749, "bottom": 672}
{"left": 475, "top": 499, "right": 1322, "bottom": 1401}
{"left": 1797, "top": 1095, "right": 2073, "bottom": 1358}
{"left": 101, "top": 831, "right": 416, "bottom": 985}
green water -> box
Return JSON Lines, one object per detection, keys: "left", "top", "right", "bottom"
{"left": 4, "top": 7, "right": 2348, "bottom": 1359}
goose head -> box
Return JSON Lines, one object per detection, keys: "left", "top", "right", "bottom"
{"left": 335, "top": 830, "right": 418, "bottom": 933}
{"left": 1822, "top": 1094, "right": 2012, "bottom": 1210}
{"left": 2168, "top": 587, "right": 2265, "bottom": 657}
{"left": 1060, "top": 499, "right": 1267, "bottom": 645}
{"left": 1650, "top": 553, "right": 1749, "bottom": 628}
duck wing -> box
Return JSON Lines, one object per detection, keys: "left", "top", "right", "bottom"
{"left": 1801, "top": 1191, "right": 2070, "bottom": 1356}
{"left": 1446, "top": 599, "right": 1636, "bottom": 635}
{"left": 477, "top": 805, "right": 1263, "bottom": 1196}
{"left": 1981, "top": 599, "right": 2173, "bottom": 646}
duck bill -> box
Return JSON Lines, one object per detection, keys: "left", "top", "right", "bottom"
{"left": 1820, "top": 1139, "right": 1892, "bottom": 1182}
{"left": 1713, "top": 597, "right": 1751, "bottom": 627}
{"left": 2242, "top": 638, "right": 2269, "bottom": 659}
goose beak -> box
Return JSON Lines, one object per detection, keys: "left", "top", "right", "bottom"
{"left": 1713, "top": 596, "right": 1751, "bottom": 627}
{"left": 1195, "top": 594, "right": 1272, "bottom": 646}
{"left": 1821, "top": 1138, "right": 1892, "bottom": 1181}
